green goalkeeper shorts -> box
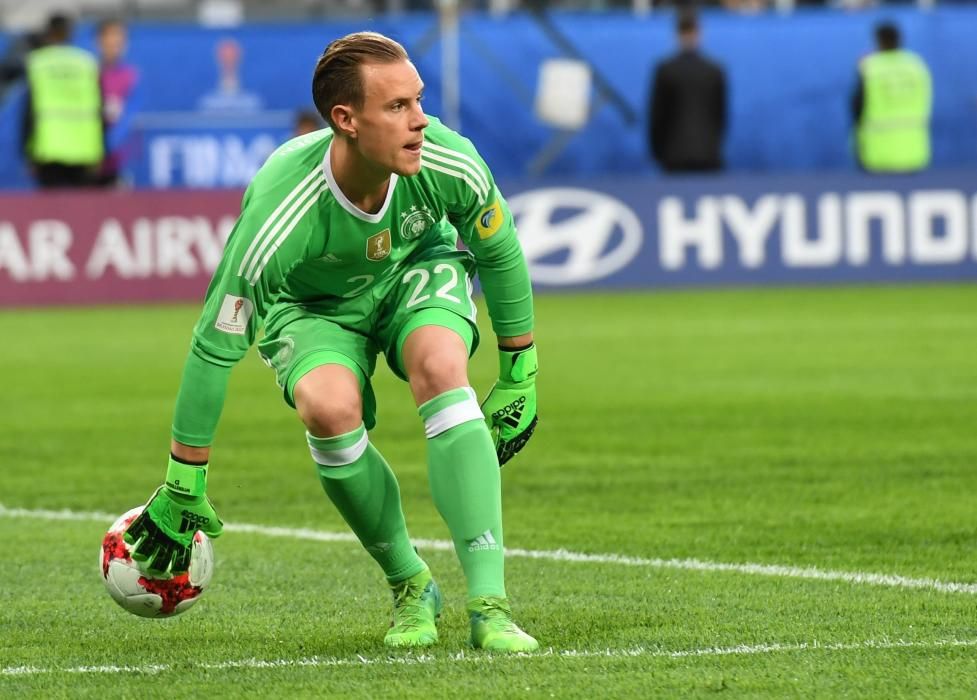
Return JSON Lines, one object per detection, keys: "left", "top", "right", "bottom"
{"left": 257, "top": 249, "right": 479, "bottom": 429}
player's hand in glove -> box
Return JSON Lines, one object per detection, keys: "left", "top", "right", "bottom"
{"left": 123, "top": 457, "right": 223, "bottom": 576}
{"left": 481, "top": 344, "right": 538, "bottom": 467}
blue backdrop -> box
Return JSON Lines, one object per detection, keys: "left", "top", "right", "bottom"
{"left": 1, "top": 8, "right": 976, "bottom": 189}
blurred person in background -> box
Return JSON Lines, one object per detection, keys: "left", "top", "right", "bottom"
{"left": 719, "top": 0, "right": 768, "bottom": 12}
{"left": 0, "top": 29, "right": 42, "bottom": 102}
{"left": 293, "top": 108, "right": 324, "bottom": 136}
{"left": 122, "top": 32, "right": 541, "bottom": 653}
{"left": 95, "top": 18, "right": 140, "bottom": 187}
{"left": 21, "top": 14, "right": 104, "bottom": 188}
{"left": 852, "top": 21, "right": 931, "bottom": 173}
{"left": 648, "top": 10, "right": 727, "bottom": 173}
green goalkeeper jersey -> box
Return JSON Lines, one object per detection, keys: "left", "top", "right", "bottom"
{"left": 172, "top": 116, "right": 534, "bottom": 446}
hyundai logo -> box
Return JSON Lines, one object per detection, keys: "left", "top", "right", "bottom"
{"left": 508, "top": 188, "right": 643, "bottom": 285}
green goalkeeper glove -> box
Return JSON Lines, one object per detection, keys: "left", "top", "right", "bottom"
{"left": 480, "top": 344, "right": 538, "bottom": 467}
{"left": 123, "top": 457, "right": 223, "bottom": 576}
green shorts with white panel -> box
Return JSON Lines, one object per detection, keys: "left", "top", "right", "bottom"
{"left": 257, "top": 247, "right": 479, "bottom": 429}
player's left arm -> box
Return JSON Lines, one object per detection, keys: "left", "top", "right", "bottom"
{"left": 451, "top": 170, "right": 538, "bottom": 466}
{"left": 484, "top": 331, "right": 538, "bottom": 467}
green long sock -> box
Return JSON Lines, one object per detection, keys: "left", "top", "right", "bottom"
{"left": 309, "top": 425, "right": 425, "bottom": 583}
{"left": 420, "top": 388, "right": 506, "bottom": 599}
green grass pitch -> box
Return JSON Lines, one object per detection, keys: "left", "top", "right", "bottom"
{"left": 2, "top": 284, "right": 976, "bottom": 698}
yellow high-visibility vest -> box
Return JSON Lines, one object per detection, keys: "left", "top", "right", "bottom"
{"left": 857, "top": 50, "right": 931, "bottom": 173}
{"left": 26, "top": 45, "right": 104, "bottom": 165}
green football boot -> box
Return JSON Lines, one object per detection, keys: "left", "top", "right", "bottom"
{"left": 468, "top": 596, "right": 540, "bottom": 652}
{"left": 384, "top": 568, "right": 443, "bottom": 648}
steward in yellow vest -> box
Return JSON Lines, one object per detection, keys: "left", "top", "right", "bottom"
{"left": 853, "top": 22, "right": 932, "bottom": 173}
{"left": 22, "top": 14, "right": 104, "bottom": 188}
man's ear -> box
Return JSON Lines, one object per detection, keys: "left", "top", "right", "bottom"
{"left": 331, "top": 105, "right": 356, "bottom": 139}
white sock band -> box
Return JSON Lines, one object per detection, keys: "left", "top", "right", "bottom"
{"left": 424, "top": 387, "right": 484, "bottom": 439}
{"left": 307, "top": 430, "right": 369, "bottom": 466}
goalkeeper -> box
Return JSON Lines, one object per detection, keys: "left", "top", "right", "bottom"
{"left": 123, "top": 31, "right": 539, "bottom": 652}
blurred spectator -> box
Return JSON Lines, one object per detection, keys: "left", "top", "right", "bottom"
{"left": 648, "top": 10, "right": 727, "bottom": 173}
{"left": 719, "top": 0, "right": 768, "bottom": 12}
{"left": 852, "top": 21, "right": 931, "bottom": 173}
{"left": 294, "top": 109, "right": 324, "bottom": 136}
{"left": 0, "top": 30, "right": 42, "bottom": 102}
{"left": 21, "top": 14, "right": 104, "bottom": 188}
{"left": 95, "top": 19, "right": 140, "bottom": 188}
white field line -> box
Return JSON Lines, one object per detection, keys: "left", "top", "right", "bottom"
{"left": 2, "top": 503, "right": 977, "bottom": 595}
{"left": 4, "top": 638, "right": 977, "bottom": 677}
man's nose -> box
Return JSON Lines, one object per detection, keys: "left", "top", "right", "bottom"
{"left": 412, "top": 104, "right": 429, "bottom": 130}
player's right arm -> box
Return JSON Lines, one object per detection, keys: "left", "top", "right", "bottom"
{"left": 125, "top": 169, "right": 325, "bottom": 575}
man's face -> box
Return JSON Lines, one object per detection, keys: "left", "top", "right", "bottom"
{"left": 347, "top": 60, "right": 428, "bottom": 176}
{"left": 98, "top": 24, "right": 127, "bottom": 64}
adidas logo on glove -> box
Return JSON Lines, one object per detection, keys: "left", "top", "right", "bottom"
{"left": 179, "top": 510, "right": 212, "bottom": 534}
{"left": 492, "top": 396, "right": 526, "bottom": 429}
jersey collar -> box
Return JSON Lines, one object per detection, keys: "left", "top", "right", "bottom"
{"left": 322, "top": 140, "right": 398, "bottom": 224}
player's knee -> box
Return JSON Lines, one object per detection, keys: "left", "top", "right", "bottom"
{"left": 296, "top": 392, "right": 362, "bottom": 437}
{"left": 410, "top": 349, "right": 469, "bottom": 398}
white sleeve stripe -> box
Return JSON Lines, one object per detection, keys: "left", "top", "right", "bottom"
{"left": 242, "top": 174, "right": 325, "bottom": 282}
{"left": 308, "top": 430, "right": 370, "bottom": 466}
{"left": 247, "top": 180, "right": 326, "bottom": 284}
{"left": 420, "top": 149, "right": 492, "bottom": 202}
{"left": 424, "top": 389, "right": 483, "bottom": 438}
{"left": 422, "top": 141, "right": 491, "bottom": 194}
{"left": 420, "top": 158, "right": 487, "bottom": 206}
{"left": 237, "top": 168, "right": 324, "bottom": 277}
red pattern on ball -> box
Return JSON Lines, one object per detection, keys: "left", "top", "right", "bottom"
{"left": 101, "top": 530, "right": 131, "bottom": 578}
{"left": 137, "top": 573, "right": 203, "bottom": 614}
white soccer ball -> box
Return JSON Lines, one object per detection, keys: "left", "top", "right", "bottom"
{"left": 99, "top": 505, "right": 214, "bottom": 618}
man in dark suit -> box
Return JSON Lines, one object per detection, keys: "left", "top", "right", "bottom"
{"left": 648, "top": 11, "right": 727, "bottom": 173}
